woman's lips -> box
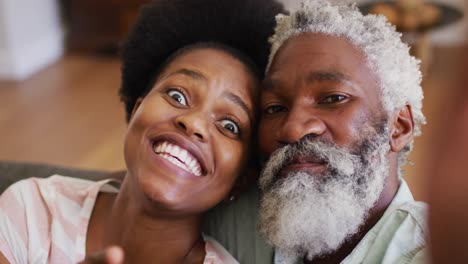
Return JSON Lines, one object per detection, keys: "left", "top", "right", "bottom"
{"left": 152, "top": 141, "right": 202, "bottom": 177}
{"left": 147, "top": 132, "right": 209, "bottom": 178}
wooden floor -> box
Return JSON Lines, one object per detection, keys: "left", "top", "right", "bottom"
{"left": 0, "top": 46, "right": 467, "bottom": 201}
{"left": 0, "top": 55, "right": 127, "bottom": 171}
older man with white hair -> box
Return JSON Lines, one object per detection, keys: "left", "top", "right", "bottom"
{"left": 256, "top": 1, "right": 427, "bottom": 263}
{"left": 205, "top": 1, "right": 428, "bottom": 263}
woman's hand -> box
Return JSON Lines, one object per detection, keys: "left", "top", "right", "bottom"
{"left": 79, "top": 246, "right": 124, "bottom": 264}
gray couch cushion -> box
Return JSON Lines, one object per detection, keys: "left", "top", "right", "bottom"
{"left": 0, "top": 160, "right": 108, "bottom": 194}
{"left": 203, "top": 186, "right": 274, "bottom": 263}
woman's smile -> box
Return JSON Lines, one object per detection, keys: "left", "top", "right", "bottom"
{"left": 148, "top": 132, "right": 209, "bottom": 178}
{"left": 153, "top": 142, "right": 202, "bottom": 177}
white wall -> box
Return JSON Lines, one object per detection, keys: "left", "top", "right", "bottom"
{"left": 279, "top": 0, "right": 467, "bottom": 45}
{"left": 0, "top": 13, "right": 7, "bottom": 50}
{"left": 0, "top": 0, "right": 65, "bottom": 81}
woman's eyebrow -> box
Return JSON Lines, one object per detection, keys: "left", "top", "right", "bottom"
{"left": 223, "top": 91, "right": 253, "bottom": 124}
{"left": 162, "top": 68, "right": 207, "bottom": 82}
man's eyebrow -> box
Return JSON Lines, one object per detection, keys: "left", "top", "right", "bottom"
{"left": 307, "top": 71, "right": 351, "bottom": 83}
{"left": 162, "top": 68, "right": 207, "bottom": 82}
{"left": 223, "top": 92, "right": 253, "bottom": 123}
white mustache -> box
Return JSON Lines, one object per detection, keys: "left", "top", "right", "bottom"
{"left": 259, "top": 138, "right": 360, "bottom": 191}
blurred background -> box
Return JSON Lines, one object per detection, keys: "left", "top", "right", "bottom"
{"left": 0, "top": 0, "right": 466, "bottom": 201}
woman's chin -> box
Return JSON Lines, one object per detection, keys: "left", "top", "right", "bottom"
{"left": 134, "top": 173, "right": 206, "bottom": 216}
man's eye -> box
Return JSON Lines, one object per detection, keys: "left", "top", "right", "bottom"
{"left": 167, "top": 89, "right": 187, "bottom": 106}
{"left": 319, "top": 94, "right": 348, "bottom": 105}
{"left": 219, "top": 119, "right": 240, "bottom": 135}
{"left": 264, "top": 105, "right": 287, "bottom": 115}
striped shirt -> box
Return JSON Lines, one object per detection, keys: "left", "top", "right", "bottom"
{"left": 0, "top": 175, "right": 237, "bottom": 264}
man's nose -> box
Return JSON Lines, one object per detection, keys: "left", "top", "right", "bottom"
{"left": 174, "top": 111, "right": 209, "bottom": 142}
{"left": 278, "top": 105, "right": 326, "bottom": 144}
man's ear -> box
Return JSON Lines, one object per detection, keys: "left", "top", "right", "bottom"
{"left": 130, "top": 98, "right": 144, "bottom": 121}
{"left": 390, "top": 105, "right": 414, "bottom": 152}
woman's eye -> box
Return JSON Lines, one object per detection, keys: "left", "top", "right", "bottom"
{"left": 320, "top": 94, "right": 348, "bottom": 105}
{"left": 264, "top": 104, "right": 287, "bottom": 115}
{"left": 219, "top": 119, "right": 240, "bottom": 135}
{"left": 167, "top": 89, "right": 187, "bottom": 106}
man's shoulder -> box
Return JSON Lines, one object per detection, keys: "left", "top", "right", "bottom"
{"left": 376, "top": 200, "right": 428, "bottom": 264}
{"left": 383, "top": 181, "right": 429, "bottom": 239}
{"left": 345, "top": 196, "right": 428, "bottom": 264}
{"left": 394, "top": 200, "right": 428, "bottom": 235}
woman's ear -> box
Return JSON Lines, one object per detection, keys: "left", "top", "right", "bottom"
{"left": 226, "top": 145, "right": 261, "bottom": 202}
{"left": 129, "top": 98, "right": 144, "bottom": 121}
{"left": 225, "top": 167, "right": 258, "bottom": 203}
{"left": 390, "top": 105, "right": 414, "bottom": 152}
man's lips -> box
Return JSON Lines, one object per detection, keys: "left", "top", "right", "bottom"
{"left": 290, "top": 154, "right": 325, "bottom": 164}
{"left": 281, "top": 162, "right": 327, "bottom": 173}
{"left": 280, "top": 155, "right": 327, "bottom": 175}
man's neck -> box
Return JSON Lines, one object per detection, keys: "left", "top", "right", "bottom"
{"left": 303, "top": 179, "right": 400, "bottom": 264}
{"left": 87, "top": 178, "right": 205, "bottom": 263}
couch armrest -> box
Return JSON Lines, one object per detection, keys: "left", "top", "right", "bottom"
{"left": 0, "top": 160, "right": 109, "bottom": 194}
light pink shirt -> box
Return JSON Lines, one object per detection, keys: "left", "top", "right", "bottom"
{"left": 0, "top": 175, "right": 238, "bottom": 264}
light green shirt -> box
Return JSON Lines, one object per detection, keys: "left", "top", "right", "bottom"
{"left": 275, "top": 180, "right": 429, "bottom": 264}
{"left": 204, "top": 180, "right": 428, "bottom": 264}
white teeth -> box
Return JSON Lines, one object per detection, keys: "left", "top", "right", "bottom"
{"left": 179, "top": 149, "right": 186, "bottom": 160}
{"left": 173, "top": 146, "right": 179, "bottom": 156}
{"left": 166, "top": 145, "right": 173, "bottom": 154}
{"left": 188, "top": 159, "right": 195, "bottom": 170}
{"left": 153, "top": 141, "right": 202, "bottom": 176}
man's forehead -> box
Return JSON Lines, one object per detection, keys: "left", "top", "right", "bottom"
{"left": 271, "top": 33, "right": 366, "bottom": 67}
{"left": 265, "top": 33, "right": 378, "bottom": 90}
{"left": 263, "top": 70, "right": 354, "bottom": 92}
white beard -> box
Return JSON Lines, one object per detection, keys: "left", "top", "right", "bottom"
{"left": 258, "top": 123, "right": 390, "bottom": 261}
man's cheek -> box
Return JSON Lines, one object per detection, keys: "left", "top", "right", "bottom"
{"left": 258, "top": 122, "right": 277, "bottom": 156}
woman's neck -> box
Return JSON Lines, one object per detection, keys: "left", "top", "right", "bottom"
{"left": 87, "top": 178, "right": 205, "bottom": 263}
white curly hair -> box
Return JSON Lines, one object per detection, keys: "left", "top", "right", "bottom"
{"left": 267, "top": 0, "right": 425, "bottom": 165}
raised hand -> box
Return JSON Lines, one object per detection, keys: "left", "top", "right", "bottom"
{"left": 78, "top": 246, "right": 124, "bottom": 264}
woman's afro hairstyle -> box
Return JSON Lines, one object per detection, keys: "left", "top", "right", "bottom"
{"left": 119, "top": 0, "right": 286, "bottom": 121}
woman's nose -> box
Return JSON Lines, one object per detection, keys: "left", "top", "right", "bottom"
{"left": 174, "top": 111, "right": 209, "bottom": 142}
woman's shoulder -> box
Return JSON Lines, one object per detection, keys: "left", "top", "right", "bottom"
{"left": 2, "top": 175, "right": 105, "bottom": 210}
{"left": 3, "top": 175, "right": 117, "bottom": 204}
{"left": 0, "top": 175, "right": 118, "bottom": 264}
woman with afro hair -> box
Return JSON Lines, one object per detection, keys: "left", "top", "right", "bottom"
{"left": 0, "top": 0, "right": 285, "bottom": 263}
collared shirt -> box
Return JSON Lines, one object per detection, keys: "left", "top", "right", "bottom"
{"left": 274, "top": 180, "right": 429, "bottom": 264}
